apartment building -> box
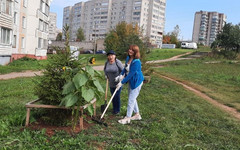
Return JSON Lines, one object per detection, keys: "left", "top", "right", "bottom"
{"left": 49, "top": 12, "right": 57, "bottom": 40}
{"left": 0, "top": 0, "right": 13, "bottom": 65}
{"left": 192, "top": 11, "right": 226, "bottom": 46}
{"left": 0, "top": 0, "right": 51, "bottom": 65}
{"left": 63, "top": 0, "right": 166, "bottom": 47}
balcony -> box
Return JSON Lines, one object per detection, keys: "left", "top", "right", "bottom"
{"left": 199, "top": 36, "right": 205, "bottom": 40}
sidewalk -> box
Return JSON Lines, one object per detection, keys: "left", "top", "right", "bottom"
{"left": 0, "top": 66, "right": 104, "bottom": 80}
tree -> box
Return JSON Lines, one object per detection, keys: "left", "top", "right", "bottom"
{"left": 172, "top": 25, "right": 181, "bottom": 39}
{"left": 56, "top": 32, "right": 62, "bottom": 41}
{"left": 163, "top": 35, "right": 171, "bottom": 44}
{"left": 212, "top": 23, "right": 240, "bottom": 53}
{"left": 162, "top": 30, "right": 180, "bottom": 47}
{"left": 104, "top": 22, "right": 143, "bottom": 58}
{"left": 76, "top": 27, "right": 85, "bottom": 42}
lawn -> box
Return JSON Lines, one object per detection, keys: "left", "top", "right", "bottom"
{"left": 0, "top": 48, "right": 196, "bottom": 74}
{"left": 155, "top": 57, "right": 240, "bottom": 112}
{"left": 0, "top": 76, "right": 240, "bottom": 149}
{"left": 146, "top": 48, "right": 195, "bottom": 61}
{"left": 0, "top": 57, "right": 48, "bottom": 74}
{"left": 79, "top": 54, "right": 108, "bottom": 66}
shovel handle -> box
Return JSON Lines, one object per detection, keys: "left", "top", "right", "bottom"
{"left": 100, "top": 86, "right": 120, "bottom": 119}
{"left": 105, "top": 79, "right": 109, "bottom": 102}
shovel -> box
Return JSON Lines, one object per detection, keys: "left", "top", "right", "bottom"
{"left": 92, "top": 85, "right": 121, "bottom": 127}
{"left": 101, "top": 79, "right": 109, "bottom": 113}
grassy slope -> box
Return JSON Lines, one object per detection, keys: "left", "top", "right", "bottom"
{"left": 0, "top": 76, "right": 240, "bottom": 149}
{"left": 147, "top": 48, "right": 195, "bottom": 61}
{"left": 156, "top": 57, "right": 240, "bottom": 111}
{"left": 0, "top": 59, "right": 48, "bottom": 74}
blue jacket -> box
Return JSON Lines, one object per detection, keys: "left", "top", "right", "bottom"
{"left": 121, "top": 56, "right": 144, "bottom": 89}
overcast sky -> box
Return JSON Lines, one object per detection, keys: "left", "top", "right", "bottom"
{"left": 50, "top": 0, "right": 240, "bottom": 41}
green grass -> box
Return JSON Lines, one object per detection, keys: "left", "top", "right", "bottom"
{"left": 155, "top": 57, "right": 240, "bottom": 112}
{"left": 79, "top": 54, "right": 108, "bottom": 66}
{"left": 147, "top": 48, "right": 195, "bottom": 61}
{"left": 0, "top": 49, "right": 196, "bottom": 75}
{"left": 0, "top": 58, "right": 47, "bottom": 74}
{"left": 197, "top": 46, "right": 211, "bottom": 52}
{"left": 0, "top": 76, "right": 240, "bottom": 149}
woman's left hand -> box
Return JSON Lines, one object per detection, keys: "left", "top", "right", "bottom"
{"left": 116, "top": 82, "right": 122, "bottom": 90}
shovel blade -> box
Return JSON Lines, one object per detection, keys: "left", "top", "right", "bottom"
{"left": 101, "top": 104, "right": 107, "bottom": 113}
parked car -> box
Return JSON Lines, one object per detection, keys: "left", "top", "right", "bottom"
{"left": 83, "top": 50, "right": 93, "bottom": 54}
{"left": 96, "top": 50, "right": 106, "bottom": 54}
{"left": 70, "top": 46, "right": 79, "bottom": 59}
{"left": 181, "top": 42, "right": 197, "bottom": 49}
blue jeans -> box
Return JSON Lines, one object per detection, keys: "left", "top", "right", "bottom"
{"left": 110, "top": 87, "right": 122, "bottom": 113}
{"left": 126, "top": 82, "right": 143, "bottom": 117}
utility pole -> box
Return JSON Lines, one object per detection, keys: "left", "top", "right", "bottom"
{"left": 94, "top": 21, "right": 97, "bottom": 54}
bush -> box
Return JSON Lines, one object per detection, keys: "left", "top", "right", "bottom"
{"left": 211, "top": 49, "right": 238, "bottom": 59}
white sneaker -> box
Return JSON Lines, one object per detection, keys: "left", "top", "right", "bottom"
{"left": 118, "top": 116, "right": 131, "bottom": 124}
{"left": 131, "top": 114, "right": 142, "bottom": 121}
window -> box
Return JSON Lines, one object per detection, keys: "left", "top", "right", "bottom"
{"left": 133, "top": 12, "right": 140, "bottom": 15}
{"left": 23, "top": 0, "right": 27, "bottom": 7}
{"left": 39, "top": 20, "right": 43, "bottom": 31}
{"left": 40, "top": 0, "right": 44, "bottom": 12}
{"left": 12, "top": 35, "right": 17, "bottom": 48}
{"left": 22, "top": 16, "right": 26, "bottom": 28}
{"left": 21, "top": 37, "right": 25, "bottom": 48}
{"left": 1, "top": 28, "right": 11, "bottom": 44}
{"left": 134, "top": 1, "right": 141, "bottom": 5}
{"left": 134, "top": 6, "right": 141, "bottom": 10}
{"left": 1, "top": 0, "right": 12, "bottom": 15}
{"left": 14, "top": 12, "right": 17, "bottom": 24}
{"left": 38, "top": 38, "right": 43, "bottom": 48}
{"left": 101, "top": 2, "right": 108, "bottom": 6}
{"left": 45, "top": 4, "right": 49, "bottom": 16}
{"left": 38, "top": 38, "right": 47, "bottom": 49}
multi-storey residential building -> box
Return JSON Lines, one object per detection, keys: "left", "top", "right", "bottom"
{"left": 0, "top": 0, "right": 13, "bottom": 65}
{"left": 0, "top": 0, "right": 51, "bottom": 65}
{"left": 63, "top": 0, "right": 166, "bottom": 47}
{"left": 49, "top": 12, "right": 57, "bottom": 40}
{"left": 192, "top": 11, "right": 226, "bottom": 46}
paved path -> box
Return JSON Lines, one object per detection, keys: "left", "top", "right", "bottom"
{"left": 0, "top": 52, "right": 191, "bottom": 80}
{"left": 0, "top": 66, "right": 104, "bottom": 80}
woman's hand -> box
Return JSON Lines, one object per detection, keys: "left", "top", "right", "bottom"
{"left": 116, "top": 82, "right": 123, "bottom": 90}
{"left": 115, "top": 75, "right": 124, "bottom": 82}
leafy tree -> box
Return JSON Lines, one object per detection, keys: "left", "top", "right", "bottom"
{"left": 56, "top": 32, "right": 62, "bottom": 41}
{"left": 211, "top": 23, "right": 240, "bottom": 59}
{"left": 163, "top": 32, "right": 179, "bottom": 47}
{"left": 76, "top": 27, "right": 85, "bottom": 42}
{"left": 162, "top": 25, "right": 181, "bottom": 47}
{"left": 214, "top": 23, "right": 240, "bottom": 52}
{"left": 104, "top": 22, "right": 142, "bottom": 58}
{"left": 163, "top": 35, "right": 171, "bottom": 44}
{"left": 104, "top": 22, "right": 152, "bottom": 76}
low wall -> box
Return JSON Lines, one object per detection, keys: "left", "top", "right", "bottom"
{"left": 49, "top": 39, "right": 105, "bottom": 51}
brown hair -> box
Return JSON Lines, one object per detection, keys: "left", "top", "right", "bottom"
{"left": 129, "top": 45, "right": 140, "bottom": 59}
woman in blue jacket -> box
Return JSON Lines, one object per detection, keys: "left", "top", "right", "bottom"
{"left": 116, "top": 45, "right": 144, "bottom": 124}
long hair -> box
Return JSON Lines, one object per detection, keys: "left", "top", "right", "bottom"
{"left": 129, "top": 45, "right": 140, "bottom": 59}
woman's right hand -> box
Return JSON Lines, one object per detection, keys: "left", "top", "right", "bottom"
{"left": 115, "top": 75, "right": 124, "bottom": 82}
